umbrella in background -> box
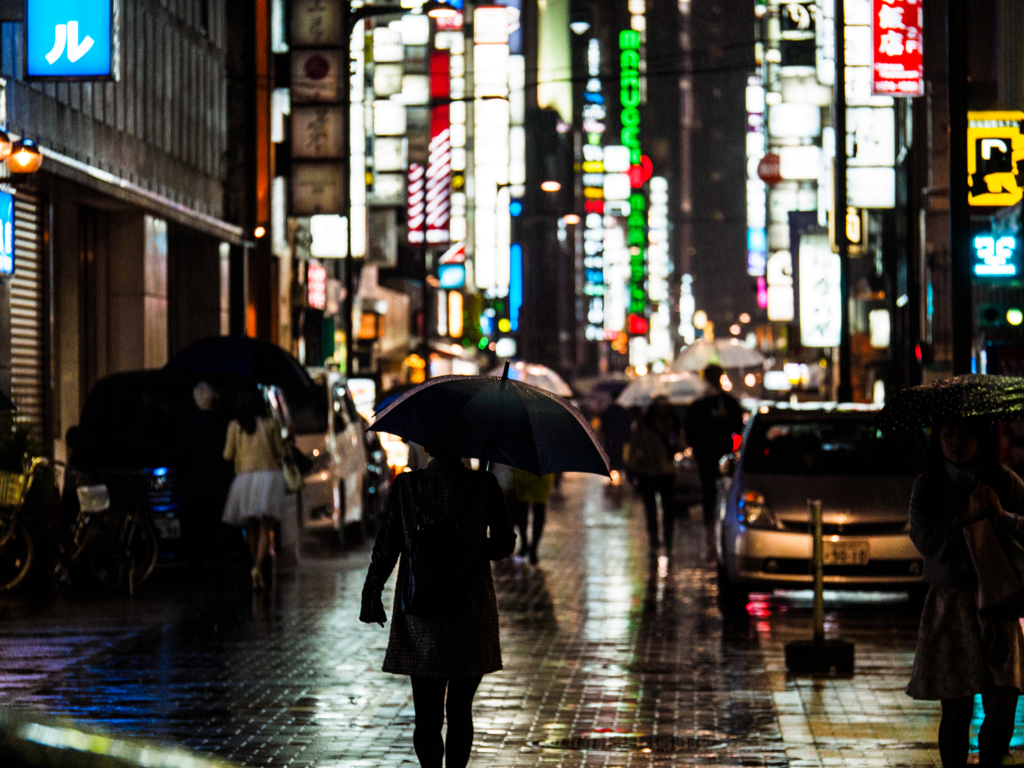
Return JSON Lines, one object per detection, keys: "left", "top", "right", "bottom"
{"left": 165, "top": 336, "right": 314, "bottom": 393}
{"left": 616, "top": 371, "right": 708, "bottom": 408}
{"left": 370, "top": 368, "right": 610, "bottom": 476}
{"left": 486, "top": 360, "right": 573, "bottom": 397}
{"left": 0, "top": 388, "right": 13, "bottom": 411}
{"left": 878, "top": 374, "right": 1024, "bottom": 431}
{"left": 672, "top": 338, "right": 765, "bottom": 372}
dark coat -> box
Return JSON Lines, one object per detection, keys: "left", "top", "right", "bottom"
{"left": 683, "top": 391, "right": 744, "bottom": 469}
{"left": 361, "top": 458, "right": 516, "bottom": 678}
{"left": 909, "top": 463, "right": 1024, "bottom": 587}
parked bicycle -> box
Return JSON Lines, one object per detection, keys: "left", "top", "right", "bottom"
{"left": 57, "top": 472, "right": 160, "bottom": 596}
{"left": 0, "top": 455, "right": 49, "bottom": 592}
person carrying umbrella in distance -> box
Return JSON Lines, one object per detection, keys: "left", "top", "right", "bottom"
{"left": 360, "top": 363, "right": 609, "bottom": 768}
{"left": 880, "top": 375, "right": 1024, "bottom": 768}
{"left": 627, "top": 396, "right": 683, "bottom": 558}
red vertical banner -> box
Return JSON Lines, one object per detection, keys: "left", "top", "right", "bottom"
{"left": 871, "top": 0, "right": 923, "bottom": 96}
{"left": 426, "top": 104, "right": 452, "bottom": 244}
{"left": 408, "top": 163, "right": 425, "bottom": 244}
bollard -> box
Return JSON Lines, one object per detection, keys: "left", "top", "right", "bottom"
{"left": 784, "top": 499, "right": 855, "bottom": 674}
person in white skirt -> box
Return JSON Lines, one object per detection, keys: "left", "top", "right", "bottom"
{"left": 222, "top": 391, "right": 286, "bottom": 590}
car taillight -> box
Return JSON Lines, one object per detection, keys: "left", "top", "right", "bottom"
{"left": 738, "top": 490, "right": 779, "bottom": 530}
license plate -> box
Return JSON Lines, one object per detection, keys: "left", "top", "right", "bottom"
{"left": 822, "top": 539, "right": 869, "bottom": 566}
{"left": 152, "top": 517, "right": 181, "bottom": 540}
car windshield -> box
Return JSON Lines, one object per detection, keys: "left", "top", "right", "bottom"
{"left": 288, "top": 384, "right": 329, "bottom": 435}
{"left": 743, "top": 417, "right": 926, "bottom": 476}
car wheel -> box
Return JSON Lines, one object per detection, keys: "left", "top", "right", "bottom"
{"left": 716, "top": 561, "right": 749, "bottom": 617}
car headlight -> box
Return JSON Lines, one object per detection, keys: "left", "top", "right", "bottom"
{"left": 738, "top": 490, "right": 779, "bottom": 530}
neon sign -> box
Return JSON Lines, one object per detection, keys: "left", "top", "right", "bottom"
{"left": 27, "top": 0, "right": 114, "bottom": 79}
{"left": 583, "top": 38, "right": 606, "bottom": 341}
{"left": 620, "top": 29, "right": 647, "bottom": 332}
{"left": 973, "top": 235, "right": 1017, "bottom": 277}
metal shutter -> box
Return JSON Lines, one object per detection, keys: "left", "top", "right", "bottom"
{"left": 9, "top": 191, "right": 43, "bottom": 442}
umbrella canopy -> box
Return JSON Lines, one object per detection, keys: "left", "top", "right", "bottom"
{"left": 878, "top": 374, "right": 1024, "bottom": 430}
{"left": 617, "top": 371, "right": 709, "bottom": 408}
{"left": 672, "top": 338, "right": 765, "bottom": 372}
{"left": 486, "top": 360, "right": 573, "bottom": 397}
{"left": 0, "top": 388, "right": 14, "bottom": 411}
{"left": 165, "top": 336, "right": 314, "bottom": 393}
{"left": 369, "top": 374, "right": 610, "bottom": 476}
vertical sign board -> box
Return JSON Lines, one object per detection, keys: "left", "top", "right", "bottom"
{"left": 0, "top": 191, "right": 12, "bottom": 276}
{"left": 620, "top": 29, "right": 647, "bottom": 335}
{"left": 871, "top": 0, "right": 923, "bottom": 96}
{"left": 968, "top": 112, "right": 1024, "bottom": 208}
{"left": 798, "top": 233, "right": 842, "bottom": 347}
{"left": 27, "top": 0, "right": 115, "bottom": 79}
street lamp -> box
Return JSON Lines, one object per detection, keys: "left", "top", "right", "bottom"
{"left": 424, "top": 1, "right": 460, "bottom": 19}
{"left": 7, "top": 139, "right": 42, "bottom": 176}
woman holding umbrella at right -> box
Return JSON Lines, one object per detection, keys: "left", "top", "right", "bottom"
{"left": 906, "top": 416, "right": 1024, "bottom": 767}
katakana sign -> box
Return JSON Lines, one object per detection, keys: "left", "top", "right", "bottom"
{"left": 968, "top": 111, "right": 1024, "bottom": 207}
{"left": 871, "top": 0, "right": 923, "bottom": 97}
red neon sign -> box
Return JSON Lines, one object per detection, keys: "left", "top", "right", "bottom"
{"left": 871, "top": 0, "right": 923, "bottom": 97}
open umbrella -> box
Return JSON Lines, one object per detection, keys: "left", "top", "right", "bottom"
{"left": 369, "top": 369, "right": 610, "bottom": 476}
{"left": 878, "top": 374, "right": 1024, "bottom": 430}
{"left": 486, "top": 360, "right": 573, "bottom": 397}
{"left": 616, "top": 371, "right": 708, "bottom": 408}
{"left": 165, "top": 336, "right": 314, "bottom": 393}
{"left": 0, "top": 388, "right": 14, "bottom": 411}
{"left": 672, "top": 338, "right": 765, "bottom": 372}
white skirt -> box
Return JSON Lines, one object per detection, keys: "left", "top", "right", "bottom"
{"left": 222, "top": 470, "right": 287, "bottom": 526}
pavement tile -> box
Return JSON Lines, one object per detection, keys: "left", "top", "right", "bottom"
{"left": 2, "top": 473, "right": 1024, "bottom": 766}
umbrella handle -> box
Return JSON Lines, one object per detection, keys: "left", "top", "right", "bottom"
{"left": 501, "top": 361, "right": 510, "bottom": 380}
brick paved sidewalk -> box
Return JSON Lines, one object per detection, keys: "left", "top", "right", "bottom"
{"left": 0, "top": 472, "right": 1018, "bottom": 766}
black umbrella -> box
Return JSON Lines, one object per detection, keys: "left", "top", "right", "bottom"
{"left": 165, "top": 336, "right": 314, "bottom": 392}
{"left": 369, "top": 370, "right": 611, "bottom": 476}
{"left": 0, "top": 388, "right": 13, "bottom": 411}
{"left": 878, "top": 374, "right": 1024, "bottom": 430}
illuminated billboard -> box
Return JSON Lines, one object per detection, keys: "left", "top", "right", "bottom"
{"left": 27, "top": 0, "right": 115, "bottom": 79}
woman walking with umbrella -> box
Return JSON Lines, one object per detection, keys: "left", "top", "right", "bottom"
{"left": 359, "top": 453, "right": 515, "bottom": 768}
{"left": 361, "top": 364, "right": 609, "bottom": 768}
{"left": 882, "top": 376, "right": 1024, "bottom": 767}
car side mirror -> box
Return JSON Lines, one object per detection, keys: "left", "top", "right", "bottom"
{"left": 719, "top": 451, "right": 739, "bottom": 477}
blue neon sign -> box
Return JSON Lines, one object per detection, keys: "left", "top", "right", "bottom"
{"left": 438, "top": 263, "right": 466, "bottom": 289}
{"left": 0, "top": 191, "right": 13, "bottom": 276}
{"left": 973, "top": 234, "right": 1017, "bottom": 277}
{"left": 27, "top": 0, "right": 113, "bottom": 79}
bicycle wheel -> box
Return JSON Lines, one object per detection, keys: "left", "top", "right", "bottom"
{"left": 0, "top": 519, "right": 34, "bottom": 592}
{"left": 87, "top": 510, "right": 159, "bottom": 595}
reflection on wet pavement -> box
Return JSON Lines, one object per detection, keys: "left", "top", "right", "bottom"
{"left": 0, "top": 473, "right": 1016, "bottom": 766}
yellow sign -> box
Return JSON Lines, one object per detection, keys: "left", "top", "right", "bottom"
{"left": 968, "top": 111, "right": 1024, "bottom": 207}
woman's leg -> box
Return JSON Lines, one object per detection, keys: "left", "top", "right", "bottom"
{"left": 253, "top": 517, "right": 273, "bottom": 571}
{"left": 529, "top": 503, "right": 546, "bottom": 563}
{"left": 514, "top": 500, "right": 529, "bottom": 555}
{"left": 656, "top": 475, "right": 676, "bottom": 554}
{"left": 410, "top": 677, "right": 447, "bottom": 768}
{"left": 979, "top": 686, "right": 1018, "bottom": 766}
{"left": 939, "top": 696, "right": 974, "bottom": 768}
{"left": 244, "top": 520, "right": 258, "bottom": 562}
{"left": 444, "top": 675, "right": 482, "bottom": 768}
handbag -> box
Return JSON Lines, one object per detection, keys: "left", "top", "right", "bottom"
{"left": 963, "top": 518, "right": 1024, "bottom": 618}
{"left": 400, "top": 478, "right": 475, "bottom": 617}
{"left": 281, "top": 444, "right": 305, "bottom": 493}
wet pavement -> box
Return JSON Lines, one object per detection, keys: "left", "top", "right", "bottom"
{"left": 0, "top": 473, "right": 1018, "bottom": 766}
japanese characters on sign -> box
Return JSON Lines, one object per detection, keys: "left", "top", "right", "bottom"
{"left": 27, "top": 0, "right": 115, "bottom": 80}
{"left": 871, "top": 0, "right": 923, "bottom": 97}
{"left": 968, "top": 112, "right": 1024, "bottom": 208}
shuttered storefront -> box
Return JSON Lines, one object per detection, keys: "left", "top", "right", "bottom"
{"left": 9, "top": 191, "right": 44, "bottom": 442}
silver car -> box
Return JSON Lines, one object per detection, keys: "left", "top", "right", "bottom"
{"left": 715, "top": 403, "right": 927, "bottom": 613}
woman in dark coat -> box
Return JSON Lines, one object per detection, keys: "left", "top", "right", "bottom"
{"left": 360, "top": 456, "right": 516, "bottom": 768}
{"left": 907, "top": 417, "right": 1024, "bottom": 767}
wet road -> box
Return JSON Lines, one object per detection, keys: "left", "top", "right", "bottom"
{"left": 0, "top": 473, "right": 1015, "bottom": 766}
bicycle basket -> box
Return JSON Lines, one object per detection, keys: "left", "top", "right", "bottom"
{"left": 0, "top": 471, "right": 26, "bottom": 508}
{"left": 77, "top": 484, "right": 111, "bottom": 513}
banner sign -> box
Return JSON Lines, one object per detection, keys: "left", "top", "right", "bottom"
{"left": 27, "top": 0, "right": 114, "bottom": 79}
{"left": 871, "top": 0, "right": 923, "bottom": 96}
{"left": 0, "top": 191, "right": 12, "bottom": 275}
{"left": 799, "top": 233, "right": 842, "bottom": 347}
{"left": 968, "top": 111, "right": 1024, "bottom": 207}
